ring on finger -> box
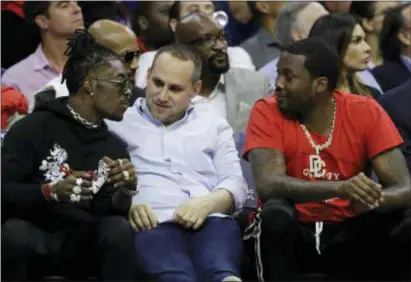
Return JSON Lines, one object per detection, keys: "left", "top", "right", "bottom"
{"left": 123, "top": 170, "right": 130, "bottom": 180}
{"left": 72, "top": 186, "right": 82, "bottom": 195}
{"left": 70, "top": 194, "right": 80, "bottom": 203}
{"left": 75, "top": 178, "right": 83, "bottom": 186}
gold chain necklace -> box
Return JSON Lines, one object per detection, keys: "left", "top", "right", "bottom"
{"left": 300, "top": 97, "right": 336, "bottom": 155}
{"left": 67, "top": 105, "right": 100, "bottom": 129}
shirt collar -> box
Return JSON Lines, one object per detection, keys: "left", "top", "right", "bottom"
{"left": 401, "top": 55, "right": 411, "bottom": 72}
{"left": 192, "top": 75, "right": 225, "bottom": 102}
{"left": 135, "top": 97, "right": 195, "bottom": 126}
{"left": 33, "top": 44, "right": 51, "bottom": 71}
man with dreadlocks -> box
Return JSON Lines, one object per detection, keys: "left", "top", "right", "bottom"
{"left": 1, "top": 30, "right": 138, "bottom": 281}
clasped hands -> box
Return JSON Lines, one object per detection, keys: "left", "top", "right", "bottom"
{"left": 337, "top": 172, "right": 384, "bottom": 214}
{"left": 53, "top": 156, "right": 136, "bottom": 204}
{"left": 128, "top": 197, "right": 211, "bottom": 232}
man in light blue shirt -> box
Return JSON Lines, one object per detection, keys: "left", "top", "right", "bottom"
{"left": 107, "top": 43, "right": 247, "bottom": 282}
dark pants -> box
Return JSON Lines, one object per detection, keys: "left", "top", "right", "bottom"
{"left": 255, "top": 199, "right": 411, "bottom": 281}
{"left": 134, "top": 217, "right": 243, "bottom": 282}
{"left": 2, "top": 216, "right": 136, "bottom": 281}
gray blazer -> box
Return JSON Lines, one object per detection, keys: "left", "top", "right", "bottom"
{"left": 240, "top": 28, "right": 282, "bottom": 70}
{"left": 223, "top": 67, "right": 273, "bottom": 133}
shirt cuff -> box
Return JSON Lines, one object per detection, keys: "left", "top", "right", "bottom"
{"left": 214, "top": 176, "right": 248, "bottom": 212}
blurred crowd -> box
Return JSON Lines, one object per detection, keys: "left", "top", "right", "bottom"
{"left": 1, "top": 1, "right": 411, "bottom": 282}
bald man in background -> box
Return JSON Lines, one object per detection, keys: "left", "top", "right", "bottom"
{"left": 174, "top": 12, "right": 271, "bottom": 133}
{"left": 34, "top": 19, "right": 144, "bottom": 109}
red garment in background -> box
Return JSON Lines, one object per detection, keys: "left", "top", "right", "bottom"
{"left": 136, "top": 36, "right": 149, "bottom": 53}
{"left": 1, "top": 1, "right": 25, "bottom": 18}
{"left": 1, "top": 85, "right": 29, "bottom": 129}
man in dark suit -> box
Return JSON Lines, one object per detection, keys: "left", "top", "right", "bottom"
{"left": 371, "top": 3, "right": 411, "bottom": 92}
{"left": 379, "top": 79, "right": 411, "bottom": 172}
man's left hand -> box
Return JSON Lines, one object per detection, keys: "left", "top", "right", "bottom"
{"left": 173, "top": 198, "right": 211, "bottom": 230}
{"left": 104, "top": 156, "right": 137, "bottom": 189}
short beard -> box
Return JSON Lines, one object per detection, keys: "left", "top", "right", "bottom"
{"left": 208, "top": 53, "right": 230, "bottom": 74}
{"left": 277, "top": 105, "right": 302, "bottom": 121}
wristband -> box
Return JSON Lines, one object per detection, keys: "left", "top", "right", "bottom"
{"left": 41, "top": 182, "right": 58, "bottom": 202}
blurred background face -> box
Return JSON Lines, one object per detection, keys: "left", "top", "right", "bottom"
{"left": 227, "top": 1, "right": 253, "bottom": 24}
{"left": 144, "top": 1, "right": 174, "bottom": 48}
{"left": 323, "top": 1, "right": 352, "bottom": 13}
{"left": 400, "top": 5, "right": 411, "bottom": 50}
{"left": 41, "top": 1, "right": 84, "bottom": 36}
{"left": 372, "top": 1, "right": 400, "bottom": 34}
{"left": 295, "top": 2, "right": 329, "bottom": 40}
{"left": 146, "top": 53, "right": 199, "bottom": 126}
{"left": 179, "top": 1, "right": 215, "bottom": 18}
{"left": 343, "top": 24, "right": 371, "bottom": 71}
{"left": 91, "top": 59, "right": 132, "bottom": 121}
{"left": 275, "top": 52, "right": 317, "bottom": 119}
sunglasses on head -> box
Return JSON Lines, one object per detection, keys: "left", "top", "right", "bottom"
{"left": 122, "top": 50, "right": 140, "bottom": 64}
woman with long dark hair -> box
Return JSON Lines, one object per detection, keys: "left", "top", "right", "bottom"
{"left": 309, "top": 12, "right": 380, "bottom": 99}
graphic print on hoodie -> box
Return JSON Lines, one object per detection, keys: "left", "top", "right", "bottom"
{"left": 2, "top": 97, "right": 131, "bottom": 230}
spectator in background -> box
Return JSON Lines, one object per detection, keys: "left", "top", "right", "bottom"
{"left": 1, "top": 1, "right": 40, "bottom": 69}
{"left": 2, "top": 1, "right": 84, "bottom": 109}
{"left": 34, "top": 19, "right": 143, "bottom": 109}
{"left": 227, "top": 0, "right": 254, "bottom": 24}
{"left": 223, "top": 0, "right": 259, "bottom": 46}
{"left": 175, "top": 12, "right": 271, "bottom": 133}
{"left": 309, "top": 13, "right": 381, "bottom": 99}
{"left": 78, "top": 1, "right": 117, "bottom": 28}
{"left": 259, "top": 2, "right": 329, "bottom": 88}
{"left": 372, "top": 3, "right": 411, "bottom": 92}
{"left": 136, "top": 0, "right": 255, "bottom": 89}
{"left": 350, "top": 1, "right": 400, "bottom": 67}
{"left": 349, "top": 1, "right": 401, "bottom": 94}
{"left": 240, "top": 1, "right": 285, "bottom": 69}
{"left": 1, "top": 85, "right": 28, "bottom": 130}
{"left": 132, "top": 1, "right": 174, "bottom": 52}
{"left": 380, "top": 79, "right": 411, "bottom": 172}
{"left": 107, "top": 43, "right": 247, "bottom": 282}
{"left": 321, "top": 1, "right": 352, "bottom": 13}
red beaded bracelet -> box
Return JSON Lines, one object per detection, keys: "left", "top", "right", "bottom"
{"left": 41, "top": 182, "right": 58, "bottom": 202}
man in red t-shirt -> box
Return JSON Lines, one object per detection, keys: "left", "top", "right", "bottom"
{"left": 243, "top": 37, "right": 411, "bottom": 281}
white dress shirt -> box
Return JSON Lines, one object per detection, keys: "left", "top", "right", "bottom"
{"left": 191, "top": 76, "right": 227, "bottom": 119}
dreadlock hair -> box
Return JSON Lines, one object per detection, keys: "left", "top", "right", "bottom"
{"left": 62, "top": 29, "right": 123, "bottom": 94}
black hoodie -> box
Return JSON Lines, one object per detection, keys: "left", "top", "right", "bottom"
{"left": 2, "top": 97, "right": 131, "bottom": 231}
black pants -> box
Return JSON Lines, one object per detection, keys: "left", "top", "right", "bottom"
{"left": 2, "top": 216, "right": 137, "bottom": 281}
{"left": 256, "top": 199, "right": 411, "bottom": 281}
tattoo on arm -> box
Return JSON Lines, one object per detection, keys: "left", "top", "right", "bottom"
{"left": 248, "top": 148, "right": 341, "bottom": 203}
{"left": 373, "top": 148, "right": 411, "bottom": 209}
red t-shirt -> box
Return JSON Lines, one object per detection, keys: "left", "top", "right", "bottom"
{"left": 243, "top": 90, "right": 403, "bottom": 222}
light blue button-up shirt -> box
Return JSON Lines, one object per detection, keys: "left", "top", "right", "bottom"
{"left": 106, "top": 98, "right": 248, "bottom": 223}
